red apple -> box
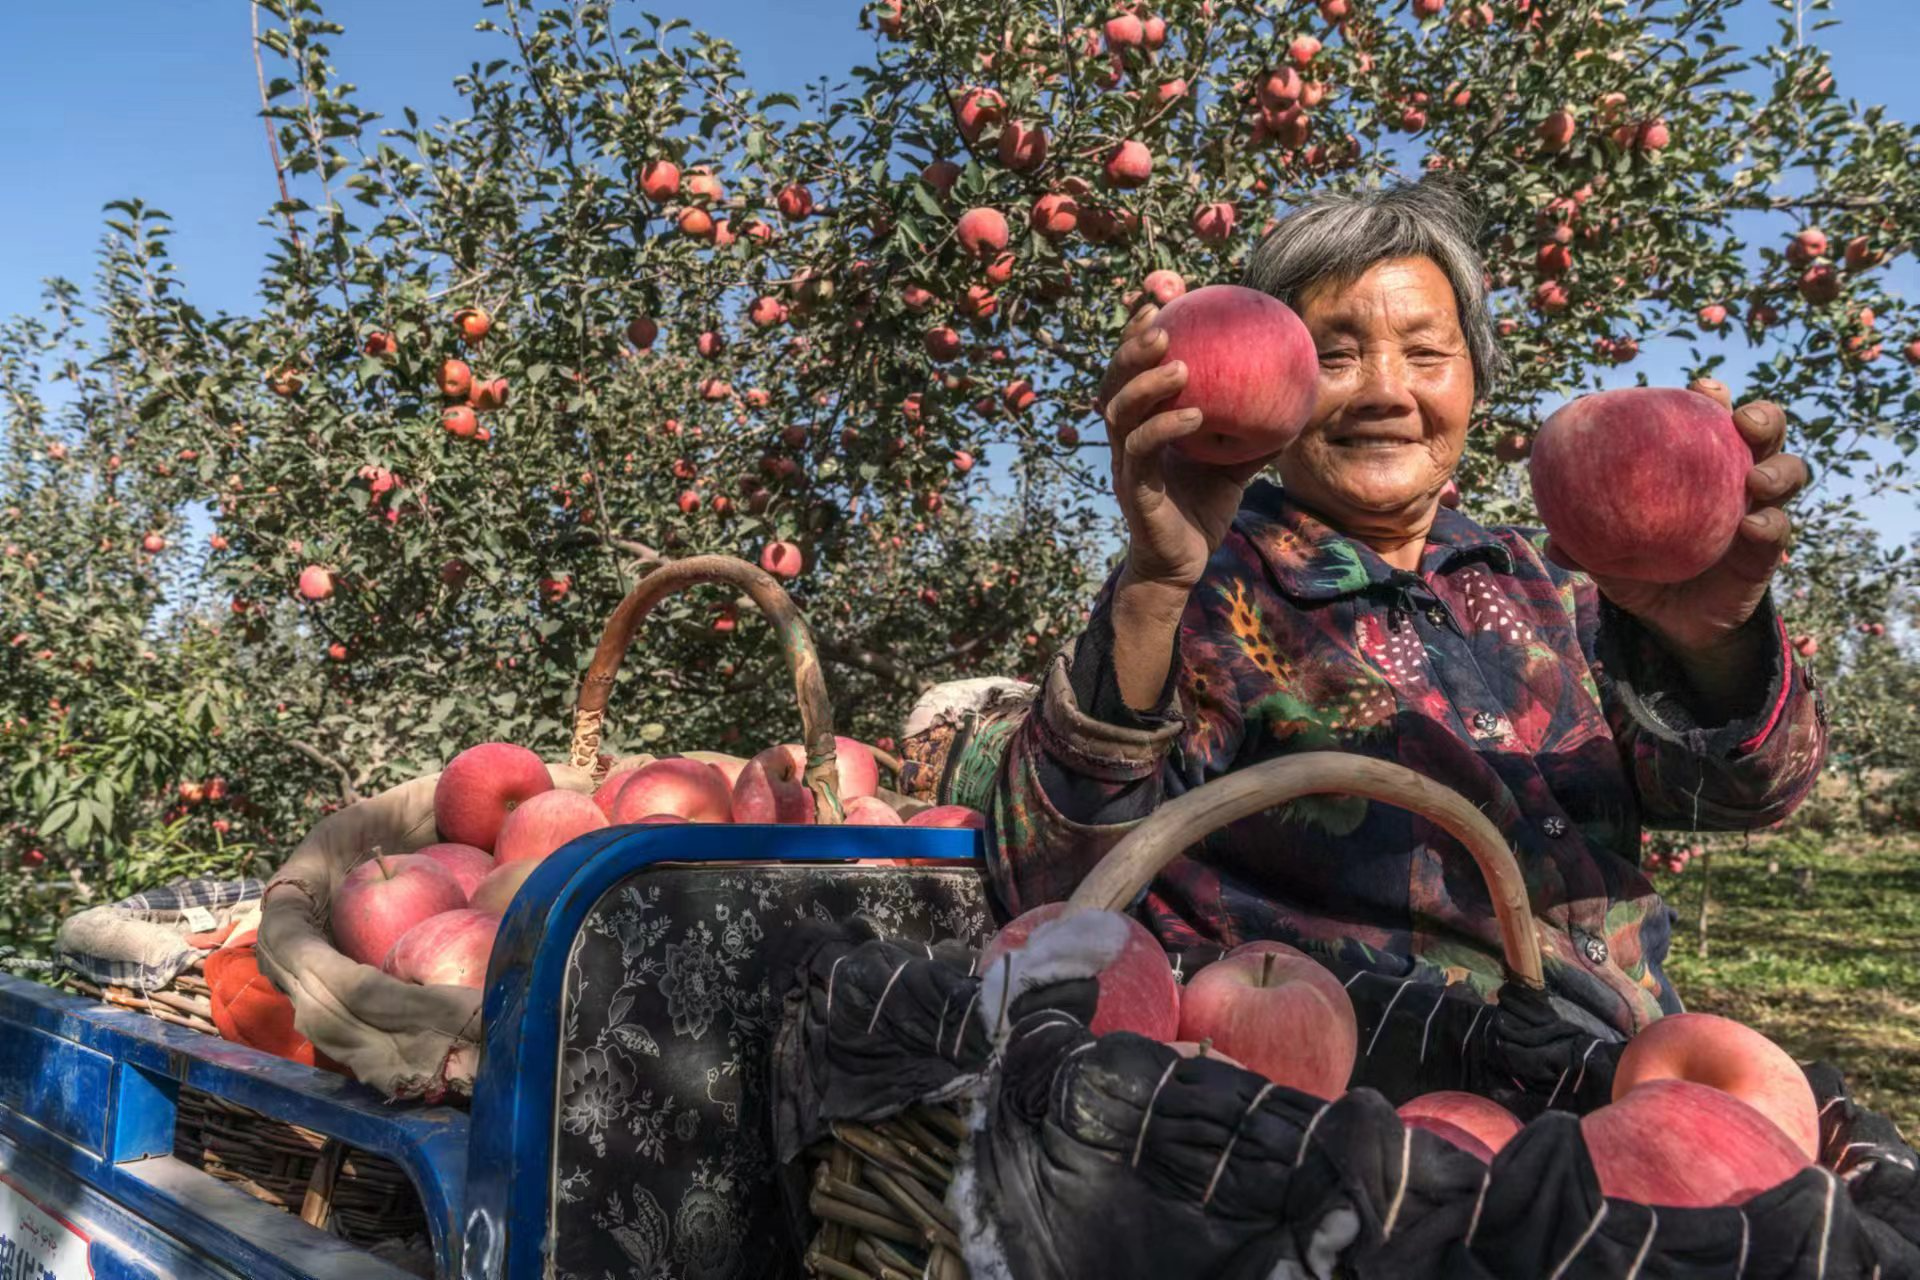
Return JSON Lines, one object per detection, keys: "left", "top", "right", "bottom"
{"left": 1398, "top": 1091, "right": 1522, "bottom": 1156}
{"left": 468, "top": 858, "right": 540, "bottom": 917}
{"left": 1786, "top": 227, "right": 1827, "bottom": 265}
{"left": 611, "top": 759, "right": 733, "bottom": 823}
{"left": 905, "top": 805, "right": 986, "bottom": 829}
{"left": 1143, "top": 270, "right": 1187, "bottom": 305}
{"left": 297, "top": 565, "right": 333, "bottom": 601}
{"left": 776, "top": 183, "right": 814, "bottom": 221}
{"left": 331, "top": 853, "right": 468, "bottom": 967}
{"left": 1178, "top": 941, "right": 1356, "bottom": 1099}
{"left": 456, "top": 308, "right": 491, "bottom": 342}
{"left": 443, "top": 406, "right": 479, "bottom": 437}
{"left": 758, "top": 540, "right": 804, "bottom": 578}
{"left": 1529, "top": 387, "right": 1751, "bottom": 583}
{"left": 641, "top": 160, "right": 681, "bottom": 201}
{"left": 434, "top": 743, "right": 554, "bottom": 852}
{"left": 414, "top": 842, "right": 495, "bottom": 900}
{"left": 733, "top": 751, "right": 816, "bottom": 824}
{"left": 626, "top": 315, "right": 659, "bottom": 348}
{"left": 494, "top": 788, "right": 609, "bottom": 865}
{"left": 1104, "top": 13, "right": 1144, "bottom": 50}
{"left": 679, "top": 751, "right": 751, "bottom": 788}
{"left": 980, "top": 902, "right": 1179, "bottom": 1040}
{"left": 438, "top": 359, "right": 473, "bottom": 398}
{"left": 956, "top": 207, "right": 1010, "bottom": 259}
{"left": 1147, "top": 285, "right": 1319, "bottom": 465}
{"left": 142, "top": 533, "right": 167, "bottom": 554}
{"left": 1103, "top": 139, "right": 1153, "bottom": 188}
{"left": 843, "top": 795, "right": 904, "bottom": 825}
{"left": 921, "top": 159, "right": 961, "bottom": 193}
{"left": 924, "top": 326, "right": 963, "bottom": 361}
{"left": 363, "top": 331, "right": 397, "bottom": 358}
{"left": 997, "top": 121, "right": 1047, "bottom": 172}
{"left": 1191, "top": 202, "right": 1235, "bottom": 242}
{"left": 955, "top": 87, "right": 1004, "bottom": 144}
{"left": 469, "top": 377, "right": 510, "bottom": 412}
{"left": 1031, "top": 193, "right": 1079, "bottom": 238}
{"left": 1612, "top": 1011, "right": 1819, "bottom": 1159}
{"left": 1698, "top": 303, "right": 1728, "bottom": 327}
{"left": 383, "top": 909, "right": 500, "bottom": 989}
{"left": 1798, "top": 263, "right": 1841, "bottom": 304}
{"left": 1537, "top": 109, "right": 1576, "bottom": 152}
{"left": 678, "top": 207, "right": 715, "bottom": 239}
{"left": 1582, "top": 1079, "right": 1809, "bottom": 1207}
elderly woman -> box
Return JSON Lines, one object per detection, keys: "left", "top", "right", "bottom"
{"left": 982, "top": 177, "right": 1825, "bottom": 1039}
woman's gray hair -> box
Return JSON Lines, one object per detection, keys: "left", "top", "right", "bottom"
{"left": 1240, "top": 175, "right": 1509, "bottom": 395}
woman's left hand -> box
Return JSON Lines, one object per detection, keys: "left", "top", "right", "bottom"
{"left": 1544, "top": 379, "right": 1811, "bottom": 663}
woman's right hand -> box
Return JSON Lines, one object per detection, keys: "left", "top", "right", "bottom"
{"left": 1095, "top": 302, "right": 1278, "bottom": 594}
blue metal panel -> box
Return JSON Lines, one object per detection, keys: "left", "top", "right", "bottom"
{"left": 461, "top": 823, "right": 979, "bottom": 1280}
{"left": 0, "top": 1019, "right": 110, "bottom": 1154}
{"left": 109, "top": 1063, "right": 177, "bottom": 1162}
{"left": 0, "top": 977, "right": 470, "bottom": 1278}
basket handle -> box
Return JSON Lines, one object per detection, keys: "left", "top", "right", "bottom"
{"left": 1066, "top": 752, "right": 1544, "bottom": 990}
{"left": 569, "top": 554, "right": 845, "bottom": 823}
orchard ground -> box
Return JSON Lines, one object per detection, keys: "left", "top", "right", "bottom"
{"left": 1658, "top": 824, "right": 1920, "bottom": 1135}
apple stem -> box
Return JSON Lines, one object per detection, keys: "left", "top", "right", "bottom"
{"left": 1261, "top": 950, "right": 1278, "bottom": 988}
{"left": 1198, "top": 1037, "right": 1213, "bottom": 1056}
{"left": 370, "top": 846, "right": 394, "bottom": 881}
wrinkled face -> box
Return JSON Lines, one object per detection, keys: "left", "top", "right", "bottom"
{"left": 1276, "top": 256, "right": 1477, "bottom": 539}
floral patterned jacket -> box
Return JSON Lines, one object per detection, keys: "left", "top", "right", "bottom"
{"left": 981, "top": 480, "right": 1827, "bottom": 1037}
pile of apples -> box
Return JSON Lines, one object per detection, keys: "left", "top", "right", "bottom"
{"left": 980, "top": 904, "right": 1822, "bottom": 1207}
{"left": 330, "top": 738, "right": 986, "bottom": 991}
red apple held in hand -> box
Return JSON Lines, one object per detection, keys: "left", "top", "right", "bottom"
{"left": 1177, "top": 941, "right": 1356, "bottom": 1098}
{"left": 1529, "top": 387, "right": 1751, "bottom": 583}
{"left": 331, "top": 853, "right": 468, "bottom": 967}
{"left": 979, "top": 902, "right": 1180, "bottom": 1040}
{"left": 733, "top": 752, "right": 816, "bottom": 824}
{"left": 434, "top": 743, "right": 554, "bottom": 852}
{"left": 611, "top": 759, "right": 733, "bottom": 823}
{"left": 414, "top": 842, "right": 496, "bottom": 900}
{"left": 905, "top": 805, "right": 986, "bottom": 829}
{"left": 1612, "top": 1011, "right": 1819, "bottom": 1159}
{"left": 1582, "top": 1079, "right": 1809, "bottom": 1207}
{"left": 468, "top": 859, "right": 540, "bottom": 917}
{"left": 383, "top": 909, "right": 500, "bottom": 989}
{"left": 1398, "top": 1091, "right": 1523, "bottom": 1156}
{"left": 494, "top": 788, "right": 609, "bottom": 865}
{"left": 1147, "top": 285, "right": 1319, "bottom": 465}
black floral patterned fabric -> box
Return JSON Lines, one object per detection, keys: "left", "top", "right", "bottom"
{"left": 551, "top": 862, "right": 991, "bottom": 1280}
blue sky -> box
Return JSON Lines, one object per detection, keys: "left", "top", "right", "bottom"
{"left": 2, "top": 0, "right": 1914, "bottom": 542}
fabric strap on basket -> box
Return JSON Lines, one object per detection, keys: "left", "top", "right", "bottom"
{"left": 772, "top": 925, "right": 1920, "bottom": 1280}
{"left": 56, "top": 876, "right": 266, "bottom": 991}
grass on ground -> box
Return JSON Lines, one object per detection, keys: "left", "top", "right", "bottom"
{"left": 1655, "top": 829, "right": 1920, "bottom": 1137}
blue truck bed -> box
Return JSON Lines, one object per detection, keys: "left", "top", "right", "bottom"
{"left": 0, "top": 823, "right": 984, "bottom": 1279}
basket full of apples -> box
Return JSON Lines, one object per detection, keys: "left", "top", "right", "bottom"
{"left": 773, "top": 754, "right": 1920, "bottom": 1279}
{"left": 255, "top": 554, "right": 979, "bottom": 1102}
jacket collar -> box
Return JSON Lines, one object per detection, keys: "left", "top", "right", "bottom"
{"left": 1235, "top": 480, "right": 1515, "bottom": 601}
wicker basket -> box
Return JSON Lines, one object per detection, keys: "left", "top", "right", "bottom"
{"left": 799, "top": 752, "right": 1547, "bottom": 1279}
{"left": 258, "top": 554, "right": 878, "bottom": 1100}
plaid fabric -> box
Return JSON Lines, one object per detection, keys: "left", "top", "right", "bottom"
{"left": 984, "top": 481, "right": 1827, "bottom": 1037}
{"left": 55, "top": 876, "right": 266, "bottom": 991}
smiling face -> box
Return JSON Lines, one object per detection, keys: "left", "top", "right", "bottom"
{"left": 1275, "top": 256, "right": 1477, "bottom": 550}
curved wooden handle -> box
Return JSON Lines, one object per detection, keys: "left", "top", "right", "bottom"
{"left": 569, "top": 555, "right": 844, "bottom": 823}
{"left": 1067, "top": 753, "right": 1544, "bottom": 990}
